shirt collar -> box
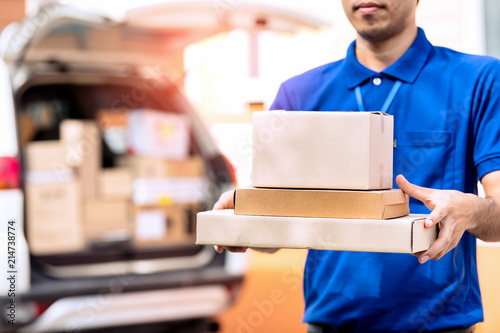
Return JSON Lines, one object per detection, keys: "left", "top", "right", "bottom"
{"left": 342, "top": 27, "right": 432, "bottom": 89}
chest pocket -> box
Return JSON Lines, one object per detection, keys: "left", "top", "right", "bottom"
{"left": 394, "top": 130, "right": 455, "bottom": 210}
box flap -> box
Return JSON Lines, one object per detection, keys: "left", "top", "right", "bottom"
{"left": 381, "top": 203, "right": 410, "bottom": 219}
{"left": 380, "top": 190, "right": 410, "bottom": 219}
{"left": 411, "top": 218, "right": 438, "bottom": 253}
{"left": 370, "top": 111, "right": 391, "bottom": 116}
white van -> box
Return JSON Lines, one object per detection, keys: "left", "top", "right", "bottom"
{"left": 0, "top": 2, "right": 326, "bottom": 332}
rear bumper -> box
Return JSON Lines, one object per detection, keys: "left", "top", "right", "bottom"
{"left": 20, "top": 284, "right": 232, "bottom": 333}
{"left": 11, "top": 264, "right": 242, "bottom": 302}
{"left": 0, "top": 264, "right": 243, "bottom": 331}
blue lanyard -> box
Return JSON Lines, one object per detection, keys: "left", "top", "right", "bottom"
{"left": 355, "top": 80, "right": 402, "bottom": 113}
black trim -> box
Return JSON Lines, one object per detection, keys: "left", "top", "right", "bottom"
{"left": 2, "top": 265, "right": 242, "bottom": 303}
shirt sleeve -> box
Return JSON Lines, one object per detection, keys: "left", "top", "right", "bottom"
{"left": 472, "top": 59, "right": 500, "bottom": 180}
{"left": 269, "top": 83, "right": 292, "bottom": 111}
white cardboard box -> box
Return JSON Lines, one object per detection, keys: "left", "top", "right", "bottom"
{"left": 196, "top": 210, "right": 437, "bottom": 254}
{"left": 133, "top": 177, "right": 206, "bottom": 205}
{"left": 128, "top": 109, "right": 191, "bottom": 159}
{"left": 251, "top": 111, "right": 393, "bottom": 190}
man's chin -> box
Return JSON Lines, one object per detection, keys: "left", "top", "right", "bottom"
{"left": 358, "top": 31, "right": 387, "bottom": 42}
{"left": 357, "top": 25, "right": 394, "bottom": 43}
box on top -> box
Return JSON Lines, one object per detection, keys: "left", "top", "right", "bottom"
{"left": 251, "top": 110, "right": 394, "bottom": 190}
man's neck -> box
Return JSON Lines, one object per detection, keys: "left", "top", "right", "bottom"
{"left": 355, "top": 26, "right": 418, "bottom": 72}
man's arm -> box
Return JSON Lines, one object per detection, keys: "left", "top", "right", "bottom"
{"left": 466, "top": 170, "right": 500, "bottom": 242}
{"left": 396, "top": 171, "right": 500, "bottom": 264}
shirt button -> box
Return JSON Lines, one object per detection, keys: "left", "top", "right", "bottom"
{"left": 373, "top": 77, "right": 382, "bottom": 86}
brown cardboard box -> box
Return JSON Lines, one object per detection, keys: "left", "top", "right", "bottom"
{"left": 251, "top": 111, "right": 393, "bottom": 190}
{"left": 98, "top": 168, "right": 133, "bottom": 199}
{"left": 84, "top": 199, "right": 130, "bottom": 242}
{"left": 196, "top": 210, "right": 437, "bottom": 254}
{"left": 116, "top": 156, "right": 205, "bottom": 178}
{"left": 96, "top": 108, "right": 129, "bottom": 128}
{"left": 25, "top": 141, "right": 69, "bottom": 170}
{"left": 25, "top": 141, "right": 78, "bottom": 183}
{"left": 26, "top": 180, "right": 85, "bottom": 254}
{"left": 60, "top": 120, "right": 101, "bottom": 198}
{"left": 234, "top": 188, "right": 409, "bottom": 219}
{"left": 132, "top": 204, "right": 201, "bottom": 248}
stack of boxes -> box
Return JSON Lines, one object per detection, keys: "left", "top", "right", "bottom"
{"left": 24, "top": 108, "right": 205, "bottom": 255}
{"left": 25, "top": 140, "right": 84, "bottom": 254}
{"left": 120, "top": 156, "right": 205, "bottom": 248}
{"left": 60, "top": 120, "right": 132, "bottom": 246}
{"left": 124, "top": 109, "right": 205, "bottom": 248}
{"left": 197, "top": 111, "right": 438, "bottom": 254}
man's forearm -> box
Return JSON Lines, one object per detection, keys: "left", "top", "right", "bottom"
{"left": 468, "top": 193, "right": 500, "bottom": 242}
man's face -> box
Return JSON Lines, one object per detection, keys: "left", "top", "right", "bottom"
{"left": 341, "top": 0, "right": 417, "bottom": 42}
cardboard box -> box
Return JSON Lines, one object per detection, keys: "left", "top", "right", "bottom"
{"left": 26, "top": 180, "right": 85, "bottom": 254}
{"left": 60, "top": 120, "right": 101, "bottom": 198}
{"left": 84, "top": 199, "right": 130, "bottom": 242}
{"left": 25, "top": 141, "right": 70, "bottom": 171}
{"left": 133, "top": 177, "right": 206, "bottom": 206}
{"left": 25, "top": 141, "right": 77, "bottom": 182}
{"left": 128, "top": 109, "right": 191, "bottom": 159}
{"left": 98, "top": 168, "right": 133, "bottom": 199}
{"left": 116, "top": 156, "right": 205, "bottom": 178}
{"left": 251, "top": 111, "right": 393, "bottom": 190}
{"left": 196, "top": 210, "right": 437, "bottom": 254}
{"left": 132, "top": 204, "right": 201, "bottom": 248}
{"left": 26, "top": 169, "right": 76, "bottom": 184}
{"left": 96, "top": 108, "right": 129, "bottom": 128}
{"left": 234, "top": 188, "right": 409, "bottom": 219}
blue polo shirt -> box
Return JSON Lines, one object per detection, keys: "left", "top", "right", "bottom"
{"left": 270, "top": 28, "right": 500, "bottom": 332}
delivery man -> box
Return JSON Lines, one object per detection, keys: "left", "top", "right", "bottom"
{"left": 213, "top": 0, "right": 500, "bottom": 332}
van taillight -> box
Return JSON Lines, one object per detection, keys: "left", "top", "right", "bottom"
{"left": 0, "top": 157, "right": 20, "bottom": 189}
{"left": 34, "top": 301, "right": 52, "bottom": 318}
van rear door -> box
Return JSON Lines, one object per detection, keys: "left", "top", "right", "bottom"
{"left": 1, "top": 1, "right": 328, "bottom": 69}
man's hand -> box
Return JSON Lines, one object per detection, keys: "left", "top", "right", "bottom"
{"left": 213, "top": 189, "right": 235, "bottom": 210}
{"left": 396, "top": 174, "right": 483, "bottom": 264}
{"left": 214, "top": 245, "right": 248, "bottom": 253}
{"left": 212, "top": 190, "right": 249, "bottom": 254}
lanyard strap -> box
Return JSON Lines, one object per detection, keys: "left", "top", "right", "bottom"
{"left": 355, "top": 80, "right": 402, "bottom": 113}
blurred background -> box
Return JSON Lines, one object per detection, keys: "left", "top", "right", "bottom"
{"left": 1, "top": 0, "right": 500, "bottom": 332}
